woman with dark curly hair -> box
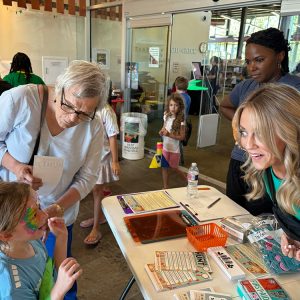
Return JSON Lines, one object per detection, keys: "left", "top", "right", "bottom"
{"left": 220, "top": 27, "right": 300, "bottom": 215}
{"left": 159, "top": 93, "right": 186, "bottom": 188}
{"left": 3, "top": 52, "right": 45, "bottom": 87}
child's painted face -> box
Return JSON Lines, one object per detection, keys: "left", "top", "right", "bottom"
{"left": 13, "top": 190, "right": 48, "bottom": 241}
{"left": 169, "top": 100, "right": 179, "bottom": 115}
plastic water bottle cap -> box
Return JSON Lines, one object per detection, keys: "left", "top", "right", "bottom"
{"left": 192, "top": 162, "right": 197, "bottom": 167}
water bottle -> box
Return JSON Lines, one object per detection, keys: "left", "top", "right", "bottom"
{"left": 187, "top": 162, "right": 199, "bottom": 199}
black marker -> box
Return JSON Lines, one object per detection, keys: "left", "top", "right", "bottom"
{"left": 207, "top": 197, "right": 221, "bottom": 209}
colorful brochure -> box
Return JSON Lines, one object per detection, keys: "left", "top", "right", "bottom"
{"left": 237, "top": 277, "right": 290, "bottom": 300}
{"left": 173, "top": 288, "right": 214, "bottom": 300}
{"left": 226, "top": 243, "right": 268, "bottom": 277}
{"left": 155, "top": 251, "right": 212, "bottom": 273}
{"left": 190, "top": 290, "right": 232, "bottom": 300}
{"left": 145, "top": 263, "right": 212, "bottom": 292}
{"left": 120, "top": 190, "right": 179, "bottom": 213}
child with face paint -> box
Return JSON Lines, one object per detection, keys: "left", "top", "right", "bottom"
{"left": 0, "top": 181, "right": 82, "bottom": 300}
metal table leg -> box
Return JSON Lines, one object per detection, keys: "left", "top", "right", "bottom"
{"left": 119, "top": 276, "right": 135, "bottom": 300}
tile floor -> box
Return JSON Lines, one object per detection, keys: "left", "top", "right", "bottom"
{"left": 73, "top": 154, "right": 226, "bottom": 299}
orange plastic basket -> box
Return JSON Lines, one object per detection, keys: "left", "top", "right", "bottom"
{"left": 186, "top": 223, "right": 228, "bottom": 252}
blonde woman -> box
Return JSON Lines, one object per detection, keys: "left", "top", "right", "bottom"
{"left": 232, "top": 83, "right": 300, "bottom": 261}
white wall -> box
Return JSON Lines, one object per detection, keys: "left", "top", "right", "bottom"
{"left": 0, "top": 2, "right": 85, "bottom": 78}
{"left": 169, "top": 11, "right": 211, "bottom": 84}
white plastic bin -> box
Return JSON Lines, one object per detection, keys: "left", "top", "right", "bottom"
{"left": 120, "top": 113, "right": 148, "bottom": 160}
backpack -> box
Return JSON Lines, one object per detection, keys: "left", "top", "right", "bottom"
{"left": 182, "top": 118, "right": 192, "bottom": 146}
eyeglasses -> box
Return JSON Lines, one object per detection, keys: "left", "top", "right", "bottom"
{"left": 60, "top": 88, "right": 96, "bottom": 121}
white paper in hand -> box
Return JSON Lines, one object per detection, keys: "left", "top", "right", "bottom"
{"left": 33, "top": 156, "right": 64, "bottom": 196}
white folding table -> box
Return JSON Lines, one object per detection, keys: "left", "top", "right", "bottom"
{"left": 102, "top": 186, "right": 300, "bottom": 299}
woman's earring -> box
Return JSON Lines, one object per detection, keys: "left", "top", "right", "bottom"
{"left": 278, "top": 62, "right": 282, "bottom": 69}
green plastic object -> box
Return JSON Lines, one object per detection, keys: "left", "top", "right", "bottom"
{"left": 39, "top": 257, "right": 54, "bottom": 300}
{"left": 187, "top": 79, "right": 208, "bottom": 91}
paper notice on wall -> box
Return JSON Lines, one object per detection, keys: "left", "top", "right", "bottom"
{"left": 33, "top": 156, "right": 64, "bottom": 196}
{"left": 172, "top": 62, "right": 179, "bottom": 73}
{"left": 149, "top": 47, "right": 159, "bottom": 68}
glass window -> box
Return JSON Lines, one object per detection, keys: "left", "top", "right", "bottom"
{"left": 286, "top": 15, "right": 300, "bottom": 73}
{"left": 91, "top": 6, "right": 122, "bottom": 89}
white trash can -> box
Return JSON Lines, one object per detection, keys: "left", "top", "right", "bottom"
{"left": 121, "top": 112, "right": 148, "bottom": 160}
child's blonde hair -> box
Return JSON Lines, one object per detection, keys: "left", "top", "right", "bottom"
{"left": 0, "top": 182, "right": 30, "bottom": 250}
{"left": 165, "top": 93, "right": 184, "bottom": 134}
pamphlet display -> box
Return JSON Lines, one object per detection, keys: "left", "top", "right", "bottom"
{"left": 237, "top": 277, "right": 290, "bottom": 300}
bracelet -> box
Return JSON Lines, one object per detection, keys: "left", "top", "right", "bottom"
{"left": 52, "top": 203, "right": 64, "bottom": 216}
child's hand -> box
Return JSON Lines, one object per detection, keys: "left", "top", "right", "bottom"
{"left": 48, "top": 217, "right": 67, "bottom": 239}
{"left": 112, "top": 161, "right": 120, "bottom": 176}
{"left": 51, "top": 258, "right": 82, "bottom": 300}
{"left": 159, "top": 128, "right": 168, "bottom": 136}
{"left": 159, "top": 127, "right": 164, "bottom": 136}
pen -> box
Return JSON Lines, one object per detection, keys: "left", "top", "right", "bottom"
{"left": 207, "top": 197, "right": 221, "bottom": 209}
{"left": 180, "top": 201, "right": 200, "bottom": 222}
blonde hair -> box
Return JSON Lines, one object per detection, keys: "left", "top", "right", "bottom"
{"left": 0, "top": 182, "right": 30, "bottom": 251}
{"left": 233, "top": 83, "right": 300, "bottom": 216}
{"left": 165, "top": 93, "right": 184, "bottom": 134}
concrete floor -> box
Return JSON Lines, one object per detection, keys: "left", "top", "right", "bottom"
{"left": 73, "top": 155, "right": 226, "bottom": 300}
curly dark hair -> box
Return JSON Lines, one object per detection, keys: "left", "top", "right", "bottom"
{"left": 165, "top": 93, "right": 184, "bottom": 134}
{"left": 9, "top": 52, "right": 33, "bottom": 83}
{"left": 246, "top": 28, "right": 290, "bottom": 74}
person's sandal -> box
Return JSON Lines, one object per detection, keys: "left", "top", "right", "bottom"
{"left": 84, "top": 232, "right": 103, "bottom": 245}
{"left": 80, "top": 217, "right": 107, "bottom": 228}
{"left": 80, "top": 218, "right": 94, "bottom": 228}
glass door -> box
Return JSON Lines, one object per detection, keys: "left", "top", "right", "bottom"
{"left": 126, "top": 25, "right": 170, "bottom": 150}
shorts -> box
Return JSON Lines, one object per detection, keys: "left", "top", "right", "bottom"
{"left": 163, "top": 149, "right": 180, "bottom": 168}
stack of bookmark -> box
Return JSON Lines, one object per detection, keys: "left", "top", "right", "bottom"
{"left": 145, "top": 250, "right": 213, "bottom": 292}
{"left": 174, "top": 288, "right": 232, "bottom": 300}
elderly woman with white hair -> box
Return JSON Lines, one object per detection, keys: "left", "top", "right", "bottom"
{"left": 232, "top": 83, "right": 300, "bottom": 262}
{"left": 0, "top": 60, "right": 107, "bottom": 299}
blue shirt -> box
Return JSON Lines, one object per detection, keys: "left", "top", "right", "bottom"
{"left": 179, "top": 92, "right": 191, "bottom": 119}
{"left": 0, "top": 240, "right": 48, "bottom": 300}
{"left": 230, "top": 74, "right": 300, "bottom": 162}
{"left": 0, "top": 85, "right": 104, "bottom": 225}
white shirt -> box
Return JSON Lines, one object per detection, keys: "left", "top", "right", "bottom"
{"left": 162, "top": 114, "right": 183, "bottom": 154}
{"left": 0, "top": 84, "right": 104, "bottom": 225}
{"left": 97, "top": 104, "right": 119, "bottom": 160}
